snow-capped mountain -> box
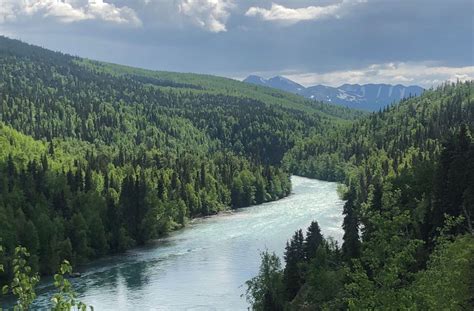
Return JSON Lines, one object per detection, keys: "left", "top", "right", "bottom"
{"left": 243, "top": 75, "right": 424, "bottom": 111}
{"left": 245, "top": 75, "right": 306, "bottom": 94}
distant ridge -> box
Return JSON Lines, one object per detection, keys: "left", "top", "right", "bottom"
{"left": 243, "top": 75, "right": 424, "bottom": 111}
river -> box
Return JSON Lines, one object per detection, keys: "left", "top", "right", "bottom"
{"left": 26, "top": 176, "right": 345, "bottom": 310}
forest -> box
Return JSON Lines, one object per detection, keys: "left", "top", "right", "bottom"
{"left": 248, "top": 81, "right": 474, "bottom": 310}
{"left": 0, "top": 36, "right": 358, "bottom": 287}
{"left": 0, "top": 35, "right": 472, "bottom": 310}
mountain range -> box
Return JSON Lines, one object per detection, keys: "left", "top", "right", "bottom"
{"left": 243, "top": 75, "right": 425, "bottom": 111}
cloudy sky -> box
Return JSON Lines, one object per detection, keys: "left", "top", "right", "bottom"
{"left": 1, "top": 0, "right": 473, "bottom": 87}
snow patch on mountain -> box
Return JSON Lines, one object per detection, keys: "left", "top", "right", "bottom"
{"left": 243, "top": 75, "right": 424, "bottom": 111}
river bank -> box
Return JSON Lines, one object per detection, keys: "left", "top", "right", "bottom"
{"left": 3, "top": 176, "right": 344, "bottom": 310}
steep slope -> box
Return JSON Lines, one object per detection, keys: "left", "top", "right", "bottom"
{"left": 244, "top": 75, "right": 424, "bottom": 111}
{"left": 243, "top": 75, "right": 305, "bottom": 94}
{"left": 243, "top": 74, "right": 269, "bottom": 87}
{"left": 0, "top": 35, "right": 364, "bottom": 280}
{"left": 284, "top": 81, "right": 473, "bottom": 180}
{"left": 266, "top": 76, "right": 306, "bottom": 93}
{"left": 248, "top": 81, "right": 474, "bottom": 310}
{"left": 0, "top": 36, "right": 364, "bottom": 165}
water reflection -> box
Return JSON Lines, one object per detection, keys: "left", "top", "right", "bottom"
{"left": 18, "top": 176, "right": 345, "bottom": 310}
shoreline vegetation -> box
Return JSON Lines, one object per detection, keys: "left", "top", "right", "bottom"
{"left": 1, "top": 35, "right": 321, "bottom": 287}
{"left": 0, "top": 34, "right": 473, "bottom": 310}
{"left": 0, "top": 183, "right": 296, "bottom": 310}
{"left": 1, "top": 35, "right": 337, "bottom": 306}
{"left": 246, "top": 81, "right": 474, "bottom": 310}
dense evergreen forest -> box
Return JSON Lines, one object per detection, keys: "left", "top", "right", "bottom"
{"left": 1, "top": 35, "right": 472, "bottom": 310}
{"left": 247, "top": 81, "right": 474, "bottom": 309}
{"left": 0, "top": 35, "right": 361, "bottom": 291}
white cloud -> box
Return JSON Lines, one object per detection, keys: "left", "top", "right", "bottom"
{"left": 0, "top": 1, "right": 17, "bottom": 23}
{"left": 261, "top": 62, "right": 474, "bottom": 88}
{"left": 178, "top": 0, "right": 234, "bottom": 33}
{"left": 245, "top": 0, "right": 366, "bottom": 25}
{"left": 87, "top": 0, "right": 142, "bottom": 25}
{"left": 246, "top": 3, "right": 339, "bottom": 24}
{"left": 0, "top": 0, "right": 141, "bottom": 26}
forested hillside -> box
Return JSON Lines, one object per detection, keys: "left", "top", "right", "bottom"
{"left": 248, "top": 81, "right": 474, "bottom": 309}
{"left": 0, "top": 35, "right": 362, "bottom": 287}
{"left": 284, "top": 82, "right": 474, "bottom": 181}
{"left": 3, "top": 34, "right": 471, "bottom": 310}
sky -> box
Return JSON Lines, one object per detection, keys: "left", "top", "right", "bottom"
{"left": 0, "top": 0, "right": 473, "bottom": 88}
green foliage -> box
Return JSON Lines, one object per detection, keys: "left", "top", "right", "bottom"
{"left": 291, "top": 239, "right": 345, "bottom": 310}
{"left": 51, "top": 260, "right": 91, "bottom": 311}
{"left": 0, "top": 244, "right": 3, "bottom": 273}
{"left": 283, "top": 229, "right": 305, "bottom": 299}
{"left": 284, "top": 81, "right": 474, "bottom": 181}
{"left": 1, "top": 35, "right": 473, "bottom": 310}
{"left": 341, "top": 185, "right": 360, "bottom": 261}
{"left": 304, "top": 221, "right": 323, "bottom": 260}
{"left": 0, "top": 35, "right": 333, "bottom": 283}
{"left": 430, "top": 124, "right": 474, "bottom": 236}
{"left": 410, "top": 234, "right": 474, "bottom": 310}
{"left": 345, "top": 184, "right": 424, "bottom": 309}
{"left": 246, "top": 222, "right": 346, "bottom": 310}
{"left": 244, "top": 251, "right": 285, "bottom": 311}
{"left": 76, "top": 58, "right": 365, "bottom": 120}
{"left": 0, "top": 122, "right": 295, "bottom": 278}
{"left": 0, "top": 244, "right": 92, "bottom": 310}
{"left": 250, "top": 82, "right": 474, "bottom": 309}
{"left": 2, "top": 246, "right": 39, "bottom": 310}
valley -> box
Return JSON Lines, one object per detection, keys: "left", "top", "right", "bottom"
{"left": 0, "top": 35, "right": 473, "bottom": 310}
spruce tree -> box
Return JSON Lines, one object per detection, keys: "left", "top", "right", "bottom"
{"left": 304, "top": 221, "right": 323, "bottom": 260}
{"left": 284, "top": 229, "right": 305, "bottom": 300}
{"left": 342, "top": 185, "right": 360, "bottom": 261}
